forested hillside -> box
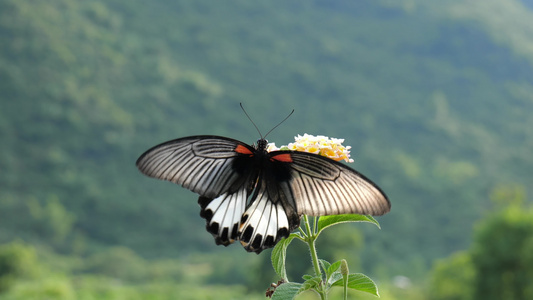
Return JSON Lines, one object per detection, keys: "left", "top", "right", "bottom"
{"left": 1, "top": 0, "right": 533, "bottom": 298}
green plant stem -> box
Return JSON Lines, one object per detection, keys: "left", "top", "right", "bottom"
{"left": 303, "top": 215, "right": 327, "bottom": 300}
{"left": 303, "top": 216, "right": 321, "bottom": 277}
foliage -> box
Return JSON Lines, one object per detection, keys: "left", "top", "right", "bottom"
{"left": 428, "top": 186, "right": 533, "bottom": 300}
{"left": 0, "top": 242, "right": 264, "bottom": 300}
{"left": 270, "top": 215, "right": 380, "bottom": 299}
{"left": 428, "top": 251, "right": 474, "bottom": 300}
{"left": 27, "top": 196, "right": 76, "bottom": 246}
{"left": 0, "top": 242, "right": 38, "bottom": 292}
{"left": 471, "top": 202, "right": 533, "bottom": 300}
{"left": 82, "top": 247, "right": 148, "bottom": 282}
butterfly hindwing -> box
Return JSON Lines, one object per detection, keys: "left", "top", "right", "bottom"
{"left": 238, "top": 163, "right": 301, "bottom": 253}
{"left": 198, "top": 188, "right": 247, "bottom": 246}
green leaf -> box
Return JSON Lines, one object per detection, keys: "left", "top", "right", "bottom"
{"left": 301, "top": 275, "right": 323, "bottom": 291}
{"left": 318, "top": 259, "right": 331, "bottom": 274}
{"left": 271, "top": 282, "right": 303, "bottom": 300}
{"left": 271, "top": 233, "right": 300, "bottom": 281}
{"left": 332, "top": 273, "right": 379, "bottom": 297}
{"left": 327, "top": 260, "right": 341, "bottom": 278}
{"left": 323, "top": 259, "right": 342, "bottom": 287}
{"left": 302, "top": 274, "right": 314, "bottom": 281}
{"left": 328, "top": 271, "right": 343, "bottom": 286}
{"left": 317, "top": 214, "right": 381, "bottom": 235}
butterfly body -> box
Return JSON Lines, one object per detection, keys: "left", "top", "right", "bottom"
{"left": 137, "top": 135, "right": 390, "bottom": 253}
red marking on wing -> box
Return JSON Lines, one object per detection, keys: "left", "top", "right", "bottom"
{"left": 235, "top": 144, "right": 253, "bottom": 155}
{"left": 271, "top": 153, "right": 293, "bottom": 162}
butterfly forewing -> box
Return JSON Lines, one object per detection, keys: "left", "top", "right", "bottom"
{"left": 136, "top": 136, "right": 254, "bottom": 198}
{"left": 270, "top": 151, "right": 390, "bottom": 217}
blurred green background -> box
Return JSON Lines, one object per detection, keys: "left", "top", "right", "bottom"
{"left": 1, "top": 0, "right": 533, "bottom": 299}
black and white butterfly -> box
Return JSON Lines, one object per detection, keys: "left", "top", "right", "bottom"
{"left": 136, "top": 135, "right": 390, "bottom": 254}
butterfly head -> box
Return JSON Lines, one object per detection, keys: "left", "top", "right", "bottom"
{"left": 256, "top": 138, "right": 269, "bottom": 152}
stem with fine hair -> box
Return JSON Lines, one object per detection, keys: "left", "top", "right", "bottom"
{"left": 303, "top": 215, "right": 327, "bottom": 300}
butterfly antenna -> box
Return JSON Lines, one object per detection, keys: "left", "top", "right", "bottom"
{"left": 264, "top": 108, "right": 294, "bottom": 139}
{"left": 240, "top": 103, "right": 263, "bottom": 138}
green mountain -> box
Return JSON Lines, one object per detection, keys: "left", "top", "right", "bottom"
{"left": 1, "top": 0, "right": 532, "bottom": 284}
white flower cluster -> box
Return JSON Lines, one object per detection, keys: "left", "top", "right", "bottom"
{"left": 267, "top": 133, "right": 354, "bottom": 163}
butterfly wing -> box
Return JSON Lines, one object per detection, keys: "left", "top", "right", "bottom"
{"left": 136, "top": 136, "right": 257, "bottom": 246}
{"left": 270, "top": 151, "right": 390, "bottom": 217}
{"left": 136, "top": 135, "right": 253, "bottom": 198}
{"left": 237, "top": 155, "right": 301, "bottom": 253}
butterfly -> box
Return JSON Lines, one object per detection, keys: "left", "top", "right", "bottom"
{"left": 136, "top": 135, "right": 390, "bottom": 254}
